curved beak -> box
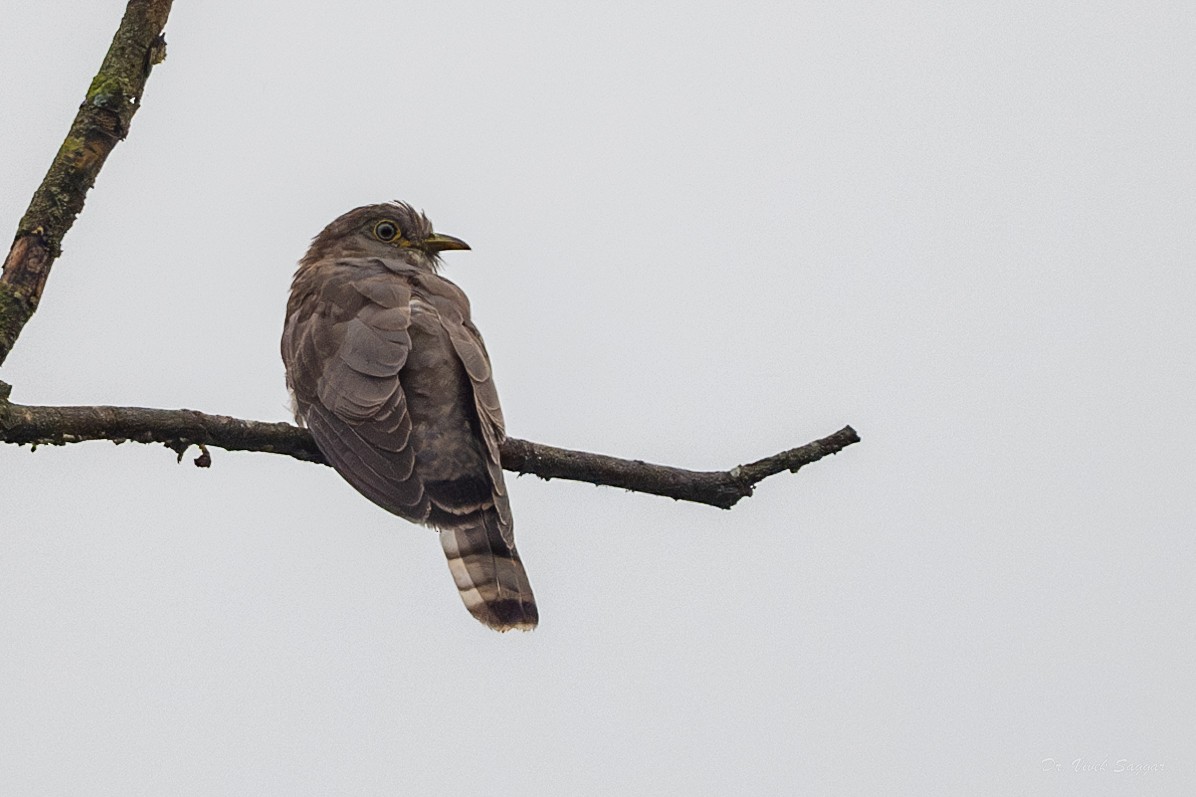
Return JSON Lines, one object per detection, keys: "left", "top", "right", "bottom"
{"left": 422, "top": 232, "right": 471, "bottom": 253}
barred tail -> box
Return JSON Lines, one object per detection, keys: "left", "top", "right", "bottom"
{"left": 439, "top": 510, "right": 538, "bottom": 632}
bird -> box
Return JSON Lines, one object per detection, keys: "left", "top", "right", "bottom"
{"left": 281, "top": 201, "right": 538, "bottom": 631}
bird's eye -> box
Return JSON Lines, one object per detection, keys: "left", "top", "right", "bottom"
{"left": 373, "top": 220, "right": 399, "bottom": 241}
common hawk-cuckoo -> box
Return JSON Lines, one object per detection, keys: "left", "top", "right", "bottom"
{"left": 281, "top": 202, "right": 538, "bottom": 631}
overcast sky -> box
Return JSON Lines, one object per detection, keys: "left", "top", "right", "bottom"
{"left": 2, "top": 2, "right": 1193, "bottom": 795}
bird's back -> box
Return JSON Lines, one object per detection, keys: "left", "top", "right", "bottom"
{"left": 283, "top": 259, "right": 537, "bottom": 631}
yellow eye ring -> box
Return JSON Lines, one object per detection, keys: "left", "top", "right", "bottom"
{"left": 373, "top": 220, "right": 399, "bottom": 242}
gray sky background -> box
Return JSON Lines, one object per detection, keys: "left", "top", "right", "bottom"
{"left": 2, "top": 2, "right": 1193, "bottom": 794}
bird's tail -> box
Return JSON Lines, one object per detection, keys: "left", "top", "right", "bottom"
{"left": 439, "top": 509, "right": 538, "bottom": 632}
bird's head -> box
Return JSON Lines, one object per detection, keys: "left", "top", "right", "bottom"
{"left": 301, "top": 201, "right": 470, "bottom": 272}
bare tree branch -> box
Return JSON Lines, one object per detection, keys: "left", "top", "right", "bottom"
{"left": 498, "top": 429, "right": 860, "bottom": 508}
{"left": 0, "top": 0, "right": 174, "bottom": 366}
{"left": 0, "top": 383, "right": 858, "bottom": 509}
{"left": 0, "top": 0, "right": 861, "bottom": 512}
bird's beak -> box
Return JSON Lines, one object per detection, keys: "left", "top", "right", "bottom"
{"left": 421, "top": 233, "right": 471, "bottom": 253}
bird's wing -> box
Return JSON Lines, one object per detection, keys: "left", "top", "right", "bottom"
{"left": 420, "top": 279, "right": 515, "bottom": 549}
{"left": 283, "top": 264, "right": 429, "bottom": 521}
{"left": 416, "top": 278, "right": 535, "bottom": 629}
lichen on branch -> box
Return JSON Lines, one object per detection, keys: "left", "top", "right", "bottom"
{"left": 0, "top": 0, "right": 175, "bottom": 366}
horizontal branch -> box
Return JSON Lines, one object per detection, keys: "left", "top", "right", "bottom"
{"left": 0, "top": 383, "right": 858, "bottom": 509}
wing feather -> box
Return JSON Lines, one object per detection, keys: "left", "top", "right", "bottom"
{"left": 439, "top": 312, "right": 516, "bottom": 549}
{"left": 284, "top": 263, "right": 426, "bottom": 519}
